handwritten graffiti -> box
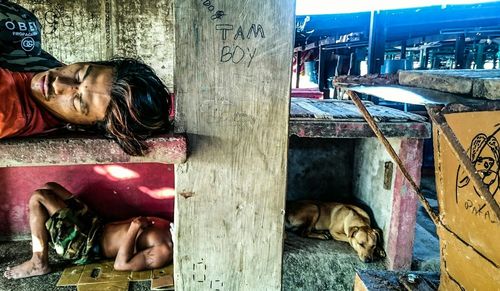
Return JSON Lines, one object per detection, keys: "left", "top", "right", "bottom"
{"left": 464, "top": 200, "right": 497, "bottom": 224}
{"left": 200, "top": 0, "right": 225, "bottom": 21}
{"left": 216, "top": 24, "right": 265, "bottom": 67}
{"left": 216, "top": 24, "right": 265, "bottom": 41}
{"left": 40, "top": 5, "right": 73, "bottom": 35}
{"left": 456, "top": 126, "right": 500, "bottom": 224}
{"left": 211, "top": 10, "right": 225, "bottom": 20}
{"left": 220, "top": 46, "right": 257, "bottom": 67}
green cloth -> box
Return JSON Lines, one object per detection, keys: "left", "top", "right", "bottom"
{"left": 45, "top": 197, "right": 102, "bottom": 265}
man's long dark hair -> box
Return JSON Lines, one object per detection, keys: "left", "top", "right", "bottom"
{"left": 93, "top": 58, "right": 171, "bottom": 156}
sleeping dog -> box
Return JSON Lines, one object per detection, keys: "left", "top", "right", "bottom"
{"left": 285, "top": 200, "right": 386, "bottom": 262}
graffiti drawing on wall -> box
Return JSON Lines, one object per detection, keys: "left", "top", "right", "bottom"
{"left": 31, "top": 4, "right": 73, "bottom": 35}
{"left": 455, "top": 125, "right": 500, "bottom": 224}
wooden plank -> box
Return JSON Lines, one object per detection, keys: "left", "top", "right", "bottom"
{"left": 174, "top": 0, "right": 295, "bottom": 290}
{"left": 290, "top": 98, "right": 427, "bottom": 122}
{"left": 0, "top": 134, "right": 187, "bottom": 167}
{"left": 399, "top": 70, "right": 500, "bottom": 100}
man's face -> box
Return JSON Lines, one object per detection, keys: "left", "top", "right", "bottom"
{"left": 30, "top": 63, "right": 113, "bottom": 125}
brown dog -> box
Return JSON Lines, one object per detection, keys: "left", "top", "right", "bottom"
{"left": 285, "top": 200, "right": 385, "bottom": 262}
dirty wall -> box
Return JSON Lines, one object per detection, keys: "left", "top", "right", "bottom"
{"left": 17, "top": 0, "right": 174, "bottom": 87}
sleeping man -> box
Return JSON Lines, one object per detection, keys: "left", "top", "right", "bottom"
{"left": 3, "top": 182, "right": 173, "bottom": 279}
{"left": 1, "top": 1, "right": 172, "bottom": 156}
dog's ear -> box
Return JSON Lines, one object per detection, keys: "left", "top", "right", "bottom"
{"left": 372, "top": 228, "right": 386, "bottom": 258}
{"left": 373, "top": 228, "right": 383, "bottom": 242}
{"left": 348, "top": 226, "right": 359, "bottom": 238}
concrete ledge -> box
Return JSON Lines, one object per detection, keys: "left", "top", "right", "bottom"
{"left": 0, "top": 134, "right": 187, "bottom": 167}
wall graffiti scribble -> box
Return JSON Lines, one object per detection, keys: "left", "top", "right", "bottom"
{"left": 455, "top": 126, "right": 500, "bottom": 224}
{"left": 39, "top": 5, "right": 73, "bottom": 35}
{"left": 216, "top": 24, "right": 265, "bottom": 67}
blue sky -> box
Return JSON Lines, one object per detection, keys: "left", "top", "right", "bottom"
{"left": 296, "top": 0, "right": 500, "bottom": 15}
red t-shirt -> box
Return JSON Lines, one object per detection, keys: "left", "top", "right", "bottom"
{"left": 0, "top": 68, "right": 62, "bottom": 138}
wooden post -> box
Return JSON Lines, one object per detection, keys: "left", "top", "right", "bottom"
{"left": 174, "top": 1, "right": 295, "bottom": 290}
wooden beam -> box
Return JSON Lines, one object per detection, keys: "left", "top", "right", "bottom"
{"left": 174, "top": 1, "right": 295, "bottom": 290}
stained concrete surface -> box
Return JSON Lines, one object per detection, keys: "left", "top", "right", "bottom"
{"left": 0, "top": 241, "right": 150, "bottom": 291}
{"left": 283, "top": 232, "right": 386, "bottom": 291}
{"left": 17, "top": 0, "right": 175, "bottom": 89}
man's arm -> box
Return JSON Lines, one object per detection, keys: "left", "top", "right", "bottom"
{"left": 113, "top": 217, "right": 170, "bottom": 271}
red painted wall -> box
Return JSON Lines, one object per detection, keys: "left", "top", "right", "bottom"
{"left": 0, "top": 163, "right": 174, "bottom": 237}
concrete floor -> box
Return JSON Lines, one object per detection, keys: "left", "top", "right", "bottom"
{"left": 283, "top": 232, "right": 387, "bottom": 291}
{"left": 411, "top": 174, "right": 440, "bottom": 272}
{"left": 0, "top": 241, "right": 151, "bottom": 291}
